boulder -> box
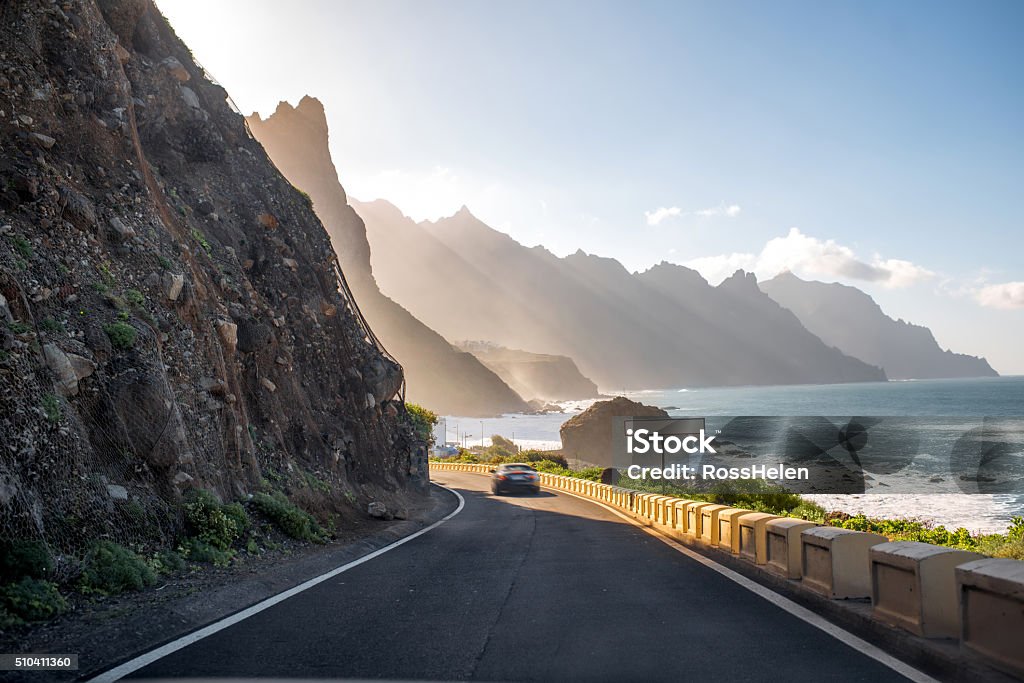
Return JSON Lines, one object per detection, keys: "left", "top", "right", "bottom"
{"left": 30, "top": 133, "right": 56, "bottom": 149}
{"left": 59, "top": 185, "right": 97, "bottom": 232}
{"left": 43, "top": 343, "right": 79, "bottom": 396}
{"left": 163, "top": 272, "right": 184, "bottom": 301}
{"left": 179, "top": 85, "right": 201, "bottom": 110}
{"left": 160, "top": 56, "right": 190, "bottom": 82}
{"left": 108, "top": 216, "right": 135, "bottom": 239}
{"left": 106, "top": 484, "right": 129, "bottom": 501}
{"left": 109, "top": 368, "right": 190, "bottom": 469}
{"left": 216, "top": 320, "right": 238, "bottom": 354}
{"left": 367, "top": 501, "right": 391, "bottom": 520}
{"left": 560, "top": 396, "right": 668, "bottom": 467}
{"left": 67, "top": 353, "right": 96, "bottom": 381}
{"left": 364, "top": 357, "right": 403, "bottom": 404}
{"left": 0, "top": 293, "right": 12, "bottom": 324}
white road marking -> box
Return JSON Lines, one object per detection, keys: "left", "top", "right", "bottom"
{"left": 87, "top": 484, "right": 465, "bottom": 683}
{"left": 545, "top": 483, "right": 938, "bottom": 683}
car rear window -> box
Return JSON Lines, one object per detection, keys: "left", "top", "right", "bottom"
{"left": 503, "top": 465, "right": 535, "bottom": 471}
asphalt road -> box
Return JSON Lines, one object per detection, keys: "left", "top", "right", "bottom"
{"left": 126, "top": 471, "right": 917, "bottom": 682}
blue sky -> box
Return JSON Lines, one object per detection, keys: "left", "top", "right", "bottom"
{"left": 159, "top": 0, "right": 1024, "bottom": 372}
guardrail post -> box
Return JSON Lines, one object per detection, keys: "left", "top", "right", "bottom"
{"left": 737, "top": 513, "right": 779, "bottom": 564}
{"left": 801, "top": 527, "right": 888, "bottom": 599}
{"left": 956, "top": 558, "right": 1024, "bottom": 677}
{"left": 764, "top": 518, "right": 817, "bottom": 579}
{"left": 869, "top": 542, "right": 985, "bottom": 638}
{"left": 717, "top": 508, "right": 757, "bottom": 554}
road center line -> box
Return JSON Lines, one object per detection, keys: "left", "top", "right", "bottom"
{"left": 87, "top": 484, "right": 466, "bottom": 683}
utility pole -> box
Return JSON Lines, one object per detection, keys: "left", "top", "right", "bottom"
{"left": 480, "top": 420, "right": 484, "bottom": 448}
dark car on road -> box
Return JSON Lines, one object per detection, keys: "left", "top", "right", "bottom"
{"left": 490, "top": 463, "right": 541, "bottom": 495}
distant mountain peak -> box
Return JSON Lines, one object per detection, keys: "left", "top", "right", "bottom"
{"left": 719, "top": 269, "right": 760, "bottom": 292}
{"left": 251, "top": 95, "right": 327, "bottom": 128}
{"left": 760, "top": 274, "right": 998, "bottom": 379}
{"left": 296, "top": 94, "right": 326, "bottom": 114}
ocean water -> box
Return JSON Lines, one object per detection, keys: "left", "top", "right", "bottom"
{"left": 437, "top": 377, "right": 1024, "bottom": 533}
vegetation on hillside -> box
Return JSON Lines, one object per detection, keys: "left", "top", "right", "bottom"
{"left": 405, "top": 403, "right": 439, "bottom": 445}
{"left": 0, "top": 483, "right": 337, "bottom": 629}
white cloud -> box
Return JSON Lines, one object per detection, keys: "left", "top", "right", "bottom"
{"left": 645, "top": 206, "right": 682, "bottom": 226}
{"left": 874, "top": 258, "right": 936, "bottom": 289}
{"left": 646, "top": 202, "right": 741, "bottom": 225}
{"left": 683, "top": 227, "right": 934, "bottom": 289}
{"left": 976, "top": 282, "right": 1024, "bottom": 310}
{"left": 695, "top": 203, "right": 742, "bottom": 218}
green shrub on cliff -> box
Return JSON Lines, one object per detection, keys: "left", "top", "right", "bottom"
{"left": 79, "top": 541, "right": 156, "bottom": 595}
{"left": 103, "top": 321, "right": 137, "bottom": 349}
{"left": 183, "top": 489, "right": 245, "bottom": 550}
{"left": 405, "top": 403, "right": 438, "bottom": 445}
{"left": 0, "top": 540, "right": 53, "bottom": 581}
{"left": 178, "top": 538, "right": 233, "bottom": 567}
{"left": 0, "top": 578, "right": 67, "bottom": 623}
{"left": 252, "top": 492, "right": 324, "bottom": 542}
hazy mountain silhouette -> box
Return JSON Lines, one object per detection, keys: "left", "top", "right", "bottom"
{"left": 355, "top": 201, "right": 888, "bottom": 389}
{"left": 247, "top": 97, "right": 529, "bottom": 416}
{"left": 456, "top": 342, "right": 600, "bottom": 401}
{"left": 761, "top": 271, "right": 997, "bottom": 379}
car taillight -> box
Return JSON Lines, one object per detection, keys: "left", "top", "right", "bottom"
{"left": 498, "top": 474, "right": 508, "bottom": 480}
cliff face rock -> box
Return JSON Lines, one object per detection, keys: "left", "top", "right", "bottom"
{"left": 560, "top": 397, "right": 668, "bottom": 467}
{"left": 457, "top": 341, "right": 599, "bottom": 401}
{"left": 761, "top": 272, "right": 998, "bottom": 379}
{"left": 0, "top": 0, "right": 423, "bottom": 560}
{"left": 246, "top": 97, "right": 529, "bottom": 417}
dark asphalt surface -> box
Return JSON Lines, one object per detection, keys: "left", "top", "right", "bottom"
{"left": 127, "top": 471, "right": 915, "bottom": 682}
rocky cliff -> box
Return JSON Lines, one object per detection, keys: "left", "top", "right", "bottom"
{"left": 0, "top": 0, "right": 424, "bottom": 564}
{"left": 761, "top": 271, "right": 997, "bottom": 379}
{"left": 246, "top": 97, "right": 529, "bottom": 417}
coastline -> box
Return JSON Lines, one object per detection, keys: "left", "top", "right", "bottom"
{"left": 436, "top": 376, "right": 1024, "bottom": 533}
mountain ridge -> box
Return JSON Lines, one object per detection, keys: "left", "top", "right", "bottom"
{"left": 761, "top": 271, "right": 997, "bottom": 379}
{"left": 357, "top": 199, "right": 888, "bottom": 389}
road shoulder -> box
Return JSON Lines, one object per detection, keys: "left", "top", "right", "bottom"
{"left": 0, "top": 485, "right": 458, "bottom": 683}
